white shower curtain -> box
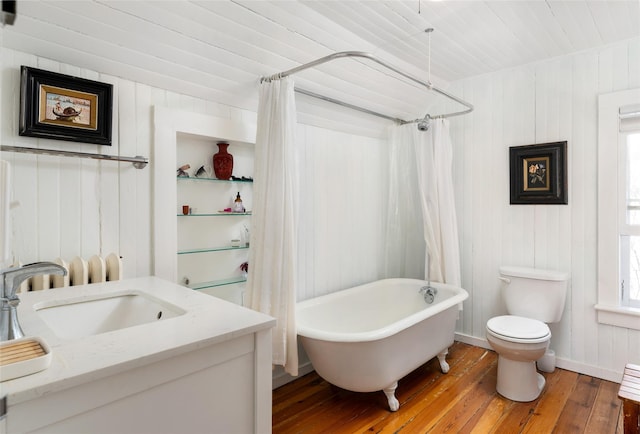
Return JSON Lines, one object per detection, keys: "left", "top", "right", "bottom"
{"left": 247, "top": 77, "right": 299, "bottom": 376}
{"left": 386, "top": 120, "right": 461, "bottom": 286}
{"left": 385, "top": 127, "right": 425, "bottom": 278}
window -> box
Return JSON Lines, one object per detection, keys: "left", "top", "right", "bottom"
{"left": 597, "top": 89, "right": 640, "bottom": 330}
{"left": 621, "top": 131, "right": 640, "bottom": 308}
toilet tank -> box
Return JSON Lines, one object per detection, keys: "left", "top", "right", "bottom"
{"left": 499, "top": 266, "right": 570, "bottom": 323}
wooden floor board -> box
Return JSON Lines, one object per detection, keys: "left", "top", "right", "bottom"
{"left": 583, "top": 380, "right": 623, "bottom": 434}
{"left": 273, "top": 342, "right": 623, "bottom": 434}
{"left": 468, "top": 395, "right": 517, "bottom": 434}
{"left": 401, "top": 352, "right": 497, "bottom": 433}
{"left": 553, "top": 375, "right": 602, "bottom": 433}
{"left": 521, "top": 368, "right": 578, "bottom": 434}
{"left": 425, "top": 363, "right": 498, "bottom": 433}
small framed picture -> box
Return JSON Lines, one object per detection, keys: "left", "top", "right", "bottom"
{"left": 509, "top": 141, "right": 568, "bottom": 205}
{"left": 19, "top": 66, "right": 113, "bottom": 146}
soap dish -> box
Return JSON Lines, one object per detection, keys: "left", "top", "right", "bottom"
{"left": 0, "top": 336, "right": 52, "bottom": 382}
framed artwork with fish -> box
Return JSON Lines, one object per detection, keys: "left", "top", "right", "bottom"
{"left": 19, "top": 66, "right": 113, "bottom": 146}
{"left": 509, "top": 141, "right": 567, "bottom": 205}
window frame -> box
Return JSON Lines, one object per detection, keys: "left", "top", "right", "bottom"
{"left": 596, "top": 88, "right": 640, "bottom": 330}
{"left": 620, "top": 130, "right": 640, "bottom": 309}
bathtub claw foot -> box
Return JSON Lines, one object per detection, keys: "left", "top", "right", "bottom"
{"left": 383, "top": 382, "right": 400, "bottom": 411}
{"left": 437, "top": 349, "right": 450, "bottom": 373}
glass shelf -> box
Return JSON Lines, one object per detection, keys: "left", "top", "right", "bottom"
{"left": 177, "top": 176, "right": 253, "bottom": 183}
{"left": 178, "top": 246, "right": 249, "bottom": 255}
{"left": 188, "top": 276, "right": 247, "bottom": 290}
{"left": 177, "top": 212, "right": 252, "bottom": 217}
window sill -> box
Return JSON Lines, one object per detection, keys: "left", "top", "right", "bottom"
{"left": 595, "top": 304, "right": 640, "bottom": 330}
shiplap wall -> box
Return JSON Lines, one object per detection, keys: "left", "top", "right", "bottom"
{"left": 3, "top": 33, "right": 639, "bottom": 381}
{"left": 446, "top": 37, "right": 640, "bottom": 381}
{"left": 1, "top": 48, "right": 202, "bottom": 275}
{"left": 0, "top": 47, "right": 387, "bottom": 296}
{"left": 2, "top": 49, "right": 163, "bottom": 275}
{"left": 295, "top": 124, "right": 387, "bottom": 301}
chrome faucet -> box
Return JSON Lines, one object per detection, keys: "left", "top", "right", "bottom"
{"left": 419, "top": 285, "right": 438, "bottom": 304}
{"left": 0, "top": 262, "right": 67, "bottom": 341}
{"left": 420, "top": 251, "right": 438, "bottom": 304}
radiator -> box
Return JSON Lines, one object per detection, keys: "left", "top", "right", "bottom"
{"left": 16, "top": 253, "right": 123, "bottom": 292}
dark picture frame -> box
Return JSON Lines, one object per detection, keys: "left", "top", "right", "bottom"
{"left": 509, "top": 141, "right": 568, "bottom": 205}
{"left": 19, "top": 66, "right": 113, "bottom": 146}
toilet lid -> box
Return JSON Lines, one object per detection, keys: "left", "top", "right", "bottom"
{"left": 487, "top": 315, "right": 550, "bottom": 343}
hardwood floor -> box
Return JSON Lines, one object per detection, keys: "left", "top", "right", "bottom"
{"left": 272, "top": 342, "right": 624, "bottom": 433}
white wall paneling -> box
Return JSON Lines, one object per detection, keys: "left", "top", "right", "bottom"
{"left": 295, "top": 124, "right": 387, "bottom": 302}
{"left": 449, "top": 37, "right": 640, "bottom": 382}
{"left": 2, "top": 23, "right": 639, "bottom": 384}
{"left": 2, "top": 46, "right": 389, "bottom": 301}
{"left": 0, "top": 48, "right": 254, "bottom": 278}
{"left": 152, "top": 106, "right": 387, "bottom": 303}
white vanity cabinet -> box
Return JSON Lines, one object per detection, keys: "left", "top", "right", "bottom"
{"left": 0, "top": 277, "right": 275, "bottom": 434}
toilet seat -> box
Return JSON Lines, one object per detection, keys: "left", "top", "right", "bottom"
{"left": 487, "top": 315, "right": 550, "bottom": 344}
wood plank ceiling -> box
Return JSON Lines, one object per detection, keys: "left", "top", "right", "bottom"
{"left": 2, "top": 1, "right": 639, "bottom": 123}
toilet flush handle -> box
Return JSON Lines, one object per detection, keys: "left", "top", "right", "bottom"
{"left": 498, "top": 277, "right": 511, "bottom": 284}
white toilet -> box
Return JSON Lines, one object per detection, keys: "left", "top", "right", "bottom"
{"left": 486, "top": 266, "right": 569, "bottom": 402}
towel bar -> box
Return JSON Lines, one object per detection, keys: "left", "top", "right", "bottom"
{"left": 1, "top": 145, "right": 148, "bottom": 169}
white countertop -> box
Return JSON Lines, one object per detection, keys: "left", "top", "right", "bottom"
{"left": 1, "top": 276, "right": 275, "bottom": 405}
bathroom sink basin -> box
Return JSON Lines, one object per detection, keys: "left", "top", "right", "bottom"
{"left": 34, "top": 291, "right": 186, "bottom": 339}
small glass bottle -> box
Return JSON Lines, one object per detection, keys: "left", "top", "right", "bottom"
{"left": 233, "top": 192, "right": 245, "bottom": 213}
{"left": 243, "top": 224, "right": 250, "bottom": 247}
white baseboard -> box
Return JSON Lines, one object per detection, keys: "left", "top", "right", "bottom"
{"left": 272, "top": 361, "right": 315, "bottom": 389}
{"left": 454, "top": 332, "right": 623, "bottom": 383}
{"left": 454, "top": 332, "right": 492, "bottom": 350}
{"left": 553, "top": 358, "right": 623, "bottom": 383}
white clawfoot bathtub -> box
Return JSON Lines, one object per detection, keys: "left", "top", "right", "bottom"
{"left": 296, "top": 278, "right": 469, "bottom": 411}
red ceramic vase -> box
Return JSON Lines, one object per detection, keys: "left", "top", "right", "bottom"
{"left": 213, "top": 143, "right": 233, "bottom": 180}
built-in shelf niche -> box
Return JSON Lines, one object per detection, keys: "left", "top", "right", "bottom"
{"left": 153, "top": 107, "right": 256, "bottom": 302}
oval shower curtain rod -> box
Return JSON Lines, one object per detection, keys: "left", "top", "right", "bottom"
{"left": 260, "top": 51, "right": 473, "bottom": 124}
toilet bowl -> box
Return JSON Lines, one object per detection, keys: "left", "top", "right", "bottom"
{"left": 486, "top": 315, "right": 551, "bottom": 402}
{"left": 486, "top": 266, "right": 569, "bottom": 402}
